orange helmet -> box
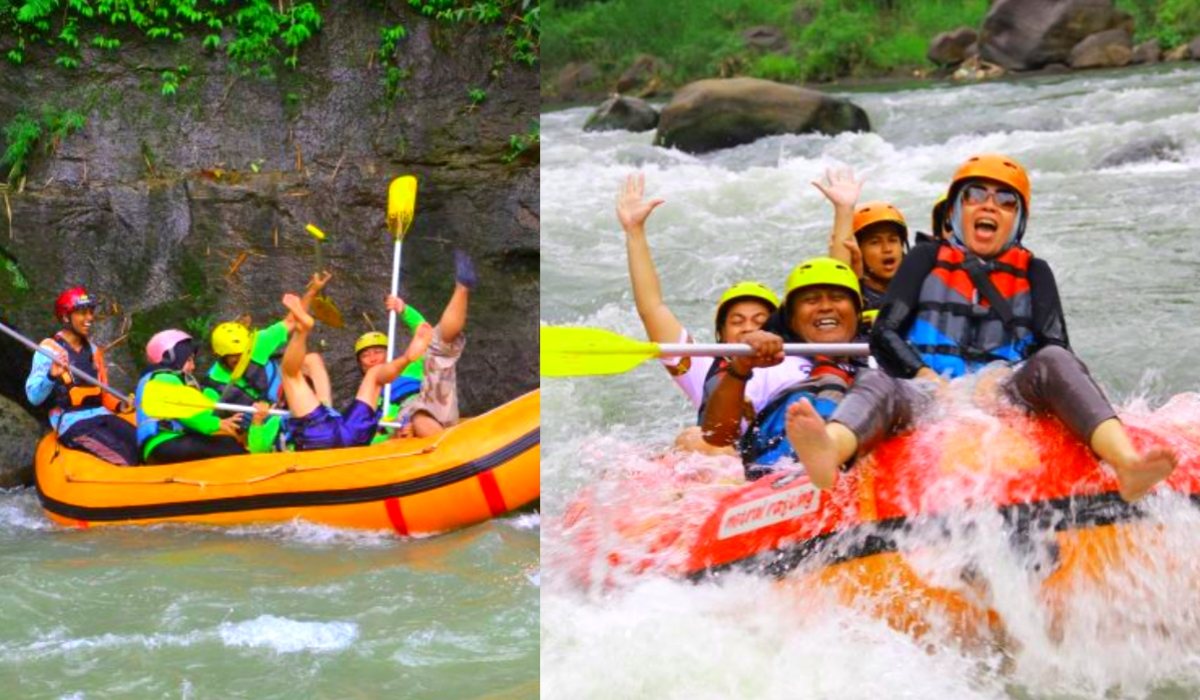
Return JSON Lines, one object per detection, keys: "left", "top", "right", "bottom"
{"left": 949, "top": 154, "right": 1031, "bottom": 209}
{"left": 948, "top": 153, "right": 1031, "bottom": 243}
{"left": 852, "top": 201, "right": 907, "bottom": 238}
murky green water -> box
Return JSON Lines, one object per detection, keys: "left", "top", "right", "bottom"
{"left": 0, "top": 492, "right": 538, "bottom": 698}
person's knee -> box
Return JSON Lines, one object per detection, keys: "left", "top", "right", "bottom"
{"left": 1029, "top": 345, "right": 1080, "bottom": 375}
{"left": 412, "top": 412, "right": 444, "bottom": 437}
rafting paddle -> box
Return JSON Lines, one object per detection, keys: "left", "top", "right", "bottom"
{"left": 303, "top": 224, "right": 344, "bottom": 328}
{"left": 540, "top": 326, "right": 870, "bottom": 377}
{"left": 0, "top": 318, "right": 133, "bottom": 405}
{"left": 382, "top": 175, "right": 417, "bottom": 420}
{"left": 141, "top": 381, "right": 405, "bottom": 430}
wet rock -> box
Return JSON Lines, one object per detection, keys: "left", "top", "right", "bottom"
{"left": 1095, "top": 137, "right": 1182, "bottom": 168}
{"left": 952, "top": 56, "right": 1008, "bottom": 81}
{"left": 0, "top": 394, "right": 41, "bottom": 487}
{"left": 1190, "top": 37, "right": 1200, "bottom": 60}
{"left": 1040, "top": 62, "right": 1072, "bottom": 74}
{"left": 0, "top": 3, "right": 538, "bottom": 421}
{"left": 979, "top": 0, "right": 1133, "bottom": 71}
{"left": 1069, "top": 28, "right": 1133, "bottom": 69}
{"left": 928, "top": 27, "right": 979, "bottom": 67}
{"left": 583, "top": 96, "right": 659, "bottom": 133}
{"left": 654, "top": 78, "right": 870, "bottom": 155}
{"left": 1131, "top": 39, "right": 1162, "bottom": 64}
{"left": 1164, "top": 43, "right": 1191, "bottom": 62}
{"left": 616, "top": 54, "right": 668, "bottom": 97}
{"left": 555, "top": 62, "right": 601, "bottom": 101}
{"left": 743, "top": 25, "right": 789, "bottom": 53}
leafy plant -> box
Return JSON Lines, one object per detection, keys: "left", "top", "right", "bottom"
{"left": 468, "top": 87, "right": 487, "bottom": 105}
{"left": 0, "top": 106, "right": 86, "bottom": 185}
{"left": 503, "top": 120, "right": 539, "bottom": 164}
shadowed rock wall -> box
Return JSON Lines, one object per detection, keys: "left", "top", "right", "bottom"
{"left": 0, "top": 2, "right": 538, "bottom": 477}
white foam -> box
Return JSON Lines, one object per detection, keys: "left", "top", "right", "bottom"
{"left": 217, "top": 615, "right": 358, "bottom": 653}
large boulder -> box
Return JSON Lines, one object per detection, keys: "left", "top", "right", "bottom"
{"left": 616, "top": 54, "right": 668, "bottom": 97}
{"left": 1095, "top": 136, "right": 1181, "bottom": 169}
{"left": 1164, "top": 43, "right": 1190, "bottom": 62}
{"left": 928, "top": 27, "right": 979, "bottom": 66}
{"left": 654, "top": 78, "right": 870, "bottom": 155}
{"left": 1131, "top": 39, "right": 1162, "bottom": 64}
{"left": 555, "top": 62, "right": 601, "bottom": 101}
{"left": 583, "top": 96, "right": 659, "bottom": 133}
{"left": 979, "top": 0, "right": 1133, "bottom": 71}
{"left": 1190, "top": 36, "right": 1200, "bottom": 59}
{"left": 1069, "top": 28, "right": 1133, "bottom": 69}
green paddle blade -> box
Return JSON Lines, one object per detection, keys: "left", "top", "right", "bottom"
{"left": 540, "top": 326, "right": 662, "bottom": 377}
{"left": 141, "top": 381, "right": 217, "bottom": 420}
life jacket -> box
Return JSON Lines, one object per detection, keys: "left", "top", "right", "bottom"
{"left": 740, "top": 357, "right": 855, "bottom": 478}
{"left": 695, "top": 357, "right": 730, "bottom": 425}
{"left": 905, "top": 244, "right": 1035, "bottom": 379}
{"left": 134, "top": 370, "right": 187, "bottom": 448}
{"left": 202, "top": 356, "right": 281, "bottom": 407}
{"left": 46, "top": 331, "right": 108, "bottom": 428}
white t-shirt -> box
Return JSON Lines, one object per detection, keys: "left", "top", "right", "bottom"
{"left": 660, "top": 327, "right": 813, "bottom": 419}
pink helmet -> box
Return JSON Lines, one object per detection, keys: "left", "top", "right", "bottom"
{"left": 146, "top": 329, "right": 194, "bottom": 365}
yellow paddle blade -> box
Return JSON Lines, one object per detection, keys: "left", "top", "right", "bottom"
{"left": 141, "top": 381, "right": 216, "bottom": 420}
{"left": 310, "top": 294, "right": 344, "bottom": 328}
{"left": 540, "top": 326, "right": 662, "bottom": 377}
{"left": 387, "top": 175, "right": 418, "bottom": 238}
{"left": 305, "top": 223, "right": 327, "bottom": 241}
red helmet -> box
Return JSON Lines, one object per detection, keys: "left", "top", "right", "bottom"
{"left": 55, "top": 286, "right": 97, "bottom": 319}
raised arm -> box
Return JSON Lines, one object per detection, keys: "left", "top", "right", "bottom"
{"left": 813, "top": 167, "right": 864, "bottom": 276}
{"left": 618, "top": 173, "right": 682, "bottom": 344}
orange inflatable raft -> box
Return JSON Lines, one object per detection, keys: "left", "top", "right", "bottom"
{"left": 557, "top": 394, "right": 1200, "bottom": 637}
{"left": 36, "top": 390, "right": 540, "bottom": 535}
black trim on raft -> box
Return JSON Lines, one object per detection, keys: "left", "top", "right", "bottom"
{"left": 687, "top": 490, "right": 1175, "bottom": 582}
{"left": 36, "top": 428, "right": 539, "bottom": 522}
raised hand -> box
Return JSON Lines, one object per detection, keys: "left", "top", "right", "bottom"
{"left": 811, "top": 166, "right": 864, "bottom": 209}
{"left": 616, "top": 173, "right": 666, "bottom": 235}
{"left": 385, "top": 294, "right": 406, "bottom": 315}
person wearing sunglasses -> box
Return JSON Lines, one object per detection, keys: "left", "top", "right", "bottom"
{"left": 784, "top": 153, "right": 1176, "bottom": 501}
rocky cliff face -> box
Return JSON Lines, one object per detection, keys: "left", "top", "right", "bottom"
{"left": 0, "top": 2, "right": 539, "bottom": 477}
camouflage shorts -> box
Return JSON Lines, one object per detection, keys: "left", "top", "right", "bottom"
{"left": 400, "top": 327, "right": 464, "bottom": 427}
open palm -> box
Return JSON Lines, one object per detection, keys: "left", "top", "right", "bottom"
{"left": 616, "top": 173, "right": 665, "bottom": 233}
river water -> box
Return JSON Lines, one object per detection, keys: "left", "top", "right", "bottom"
{"left": 541, "top": 64, "right": 1200, "bottom": 699}
{"left": 0, "top": 492, "right": 539, "bottom": 697}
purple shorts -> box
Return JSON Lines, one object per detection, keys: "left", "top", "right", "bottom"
{"left": 291, "top": 400, "right": 380, "bottom": 451}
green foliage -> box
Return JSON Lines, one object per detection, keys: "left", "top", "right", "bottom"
{"left": 0, "top": 106, "right": 86, "bottom": 185}
{"left": 1119, "top": 0, "right": 1200, "bottom": 47}
{"left": 184, "top": 312, "right": 216, "bottom": 339}
{"left": 503, "top": 119, "right": 538, "bottom": 164}
{"left": 468, "top": 86, "right": 487, "bottom": 104}
{"left": 1, "top": 0, "right": 326, "bottom": 81}
{"left": 748, "top": 53, "right": 802, "bottom": 82}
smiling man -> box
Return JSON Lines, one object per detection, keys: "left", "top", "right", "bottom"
{"left": 701, "top": 257, "right": 864, "bottom": 480}
{"left": 784, "top": 154, "right": 1177, "bottom": 499}
{"left": 25, "top": 286, "right": 138, "bottom": 466}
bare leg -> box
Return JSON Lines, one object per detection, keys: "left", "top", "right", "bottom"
{"left": 1090, "top": 418, "right": 1177, "bottom": 501}
{"left": 280, "top": 294, "right": 321, "bottom": 419}
{"left": 301, "top": 352, "right": 333, "bottom": 406}
{"left": 786, "top": 399, "right": 859, "bottom": 489}
{"left": 357, "top": 323, "right": 433, "bottom": 407}
{"left": 437, "top": 283, "right": 470, "bottom": 344}
{"left": 411, "top": 412, "right": 444, "bottom": 438}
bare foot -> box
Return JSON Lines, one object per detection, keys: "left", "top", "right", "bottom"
{"left": 282, "top": 293, "right": 314, "bottom": 331}
{"left": 1115, "top": 446, "right": 1177, "bottom": 502}
{"left": 403, "top": 322, "right": 434, "bottom": 362}
{"left": 785, "top": 399, "right": 840, "bottom": 489}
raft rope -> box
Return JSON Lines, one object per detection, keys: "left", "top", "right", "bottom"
{"left": 60, "top": 409, "right": 484, "bottom": 488}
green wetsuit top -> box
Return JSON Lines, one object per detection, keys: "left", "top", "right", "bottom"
{"left": 370, "top": 304, "right": 428, "bottom": 445}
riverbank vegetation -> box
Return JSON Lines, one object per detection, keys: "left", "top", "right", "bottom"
{"left": 545, "top": 0, "right": 1200, "bottom": 86}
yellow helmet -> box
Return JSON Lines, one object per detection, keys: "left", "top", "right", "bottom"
{"left": 714, "top": 281, "right": 780, "bottom": 336}
{"left": 354, "top": 331, "right": 389, "bottom": 356}
{"left": 211, "top": 321, "right": 252, "bottom": 357}
{"left": 931, "top": 193, "right": 950, "bottom": 236}
{"left": 784, "top": 257, "right": 863, "bottom": 309}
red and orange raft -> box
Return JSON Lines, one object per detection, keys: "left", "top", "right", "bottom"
{"left": 558, "top": 394, "right": 1200, "bottom": 635}
{"left": 36, "top": 390, "right": 540, "bottom": 535}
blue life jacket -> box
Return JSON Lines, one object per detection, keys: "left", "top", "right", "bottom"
{"left": 905, "top": 244, "right": 1035, "bottom": 379}
{"left": 135, "top": 370, "right": 186, "bottom": 448}
{"left": 740, "top": 360, "right": 855, "bottom": 480}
